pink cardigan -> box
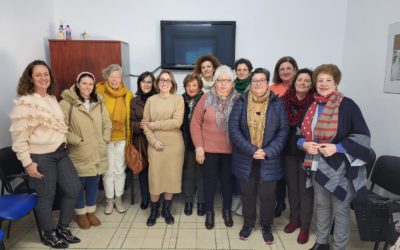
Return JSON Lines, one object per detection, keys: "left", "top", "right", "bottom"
{"left": 190, "top": 93, "right": 232, "bottom": 154}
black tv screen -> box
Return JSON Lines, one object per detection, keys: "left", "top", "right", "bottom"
{"left": 161, "top": 21, "right": 236, "bottom": 70}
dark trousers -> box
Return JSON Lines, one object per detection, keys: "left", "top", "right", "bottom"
{"left": 182, "top": 150, "right": 204, "bottom": 203}
{"left": 76, "top": 175, "right": 100, "bottom": 208}
{"left": 29, "top": 148, "right": 81, "bottom": 231}
{"left": 275, "top": 155, "right": 286, "bottom": 204}
{"left": 284, "top": 155, "right": 314, "bottom": 228}
{"left": 240, "top": 161, "right": 276, "bottom": 227}
{"left": 203, "top": 153, "right": 232, "bottom": 212}
{"left": 138, "top": 166, "right": 150, "bottom": 202}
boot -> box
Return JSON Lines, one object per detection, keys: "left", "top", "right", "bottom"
{"left": 104, "top": 198, "right": 114, "bottom": 215}
{"left": 297, "top": 228, "right": 310, "bottom": 244}
{"left": 308, "top": 243, "right": 330, "bottom": 250}
{"left": 86, "top": 205, "right": 101, "bottom": 226}
{"left": 115, "top": 195, "right": 126, "bottom": 213}
{"left": 205, "top": 211, "right": 215, "bottom": 230}
{"left": 56, "top": 224, "right": 81, "bottom": 244}
{"left": 184, "top": 202, "right": 193, "bottom": 216}
{"left": 197, "top": 203, "right": 205, "bottom": 216}
{"left": 222, "top": 209, "right": 233, "bottom": 227}
{"left": 146, "top": 201, "right": 160, "bottom": 226}
{"left": 43, "top": 230, "right": 69, "bottom": 248}
{"left": 161, "top": 200, "right": 175, "bottom": 224}
{"left": 75, "top": 214, "right": 91, "bottom": 229}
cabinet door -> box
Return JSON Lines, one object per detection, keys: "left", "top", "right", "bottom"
{"left": 49, "top": 41, "right": 87, "bottom": 92}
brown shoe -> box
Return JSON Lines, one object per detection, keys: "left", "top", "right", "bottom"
{"left": 87, "top": 212, "right": 101, "bottom": 227}
{"left": 76, "top": 214, "right": 91, "bottom": 229}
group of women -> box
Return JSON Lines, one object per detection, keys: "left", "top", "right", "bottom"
{"left": 10, "top": 55, "right": 371, "bottom": 250}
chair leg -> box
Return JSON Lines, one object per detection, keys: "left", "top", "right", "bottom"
{"left": 374, "top": 241, "right": 380, "bottom": 250}
{"left": 6, "top": 221, "right": 11, "bottom": 239}
{"left": 33, "top": 208, "right": 43, "bottom": 242}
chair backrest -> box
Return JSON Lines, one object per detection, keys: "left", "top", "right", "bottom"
{"left": 0, "top": 146, "right": 27, "bottom": 194}
{"left": 366, "top": 148, "right": 377, "bottom": 178}
{"left": 370, "top": 155, "right": 400, "bottom": 195}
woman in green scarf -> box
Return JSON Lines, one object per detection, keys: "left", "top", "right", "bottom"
{"left": 234, "top": 58, "right": 253, "bottom": 94}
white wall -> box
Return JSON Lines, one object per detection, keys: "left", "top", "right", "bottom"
{"left": 0, "top": 0, "right": 54, "bottom": 148}
{"left": 342, "top": 0, "right": 400, "bottom": 157}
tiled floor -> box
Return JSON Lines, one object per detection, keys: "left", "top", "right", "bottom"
{"left": 3, "top": 186, "right": 375, "bottom": 250}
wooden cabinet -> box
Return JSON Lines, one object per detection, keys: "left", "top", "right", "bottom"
{"left": 48, "top": 40, "right": 130, "bottom": 93}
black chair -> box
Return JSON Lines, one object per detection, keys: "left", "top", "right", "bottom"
{"left": 355, "top": 155, "right": 400, "bottom": 250}
{"left": 0, "top": 146, "right": 43, "bottom": 241}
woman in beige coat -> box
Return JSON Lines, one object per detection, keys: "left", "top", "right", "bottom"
{"left": 60, "top": 72, "right": 112, "bottom": 230}
{"left": 143, "top": 69, "right": 185, "bottom": 226}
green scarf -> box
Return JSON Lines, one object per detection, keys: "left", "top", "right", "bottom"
{"left": 234, "top": 76, "right": 251, "bottom": 93}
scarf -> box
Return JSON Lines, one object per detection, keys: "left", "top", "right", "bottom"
{"left": 103, "top": 82, "right": 128, "bottom": 132}
{"left": 139, "top": 92, "right": 155, "bottom": 103}
{"left": 183, "top": 91, "right": 204, "bottom": 121}
{"left": 201, "top": 76, "right": 215, "bottom": 92}
{"left": 301, "top": 91, "right": 344, "bottom": 168}
{"left": 234, "top": 76, "right": 251, "bottom": 93}
{"left": 282, "top": 87, "right": 315, "bottom": 127}
{"left": 247, "top": 89, "right": 270, "bottom": 148}
{"left": 204, "top": 88, "right": 238, "bottom": 139}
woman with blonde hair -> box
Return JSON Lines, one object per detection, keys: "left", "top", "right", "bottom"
{"left": 96, "top": 64, "right": 133, "bottom": 215}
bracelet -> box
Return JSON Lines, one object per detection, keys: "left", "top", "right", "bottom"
{"left": 25, "top": 162, "right": 33, "bottom": 168}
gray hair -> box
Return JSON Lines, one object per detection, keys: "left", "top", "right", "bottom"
{"left": 102, "top": 64, "right": 123, "bottom": 80}
{"left": 213, "top": 65, "right": 234, "bottom": 83}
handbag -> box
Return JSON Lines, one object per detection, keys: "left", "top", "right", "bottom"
{"left": 125, "top": 138, "right": 144, "bottom": 174}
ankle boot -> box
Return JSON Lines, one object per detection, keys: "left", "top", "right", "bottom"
{"left": 43, "top": 230, "right": 69, "bottom": 248}
{"left": 86, "top": 213, "right": 101, "bottom": 227}
{"left": 75, "top": 214, "right": 91, "bottom": 229}
{"left": 146, "top": 201, "right": 160, "bottom": 227}
{"left": 114, "top": 195, "right": 126, "bottom": 213}
{"left": 184, "top": 202, "right": 193, "bottom": 215}
{"left": 205, "top": 211, "right": 215, "bottom": 230}
{"left": 104, "top": 198, "right": 114, "bottom": 215}
{"left": 222, "top": 209, "right": 233, "bottom": 227}
{"left": 161, "top": 200, "right": 175, "bottom": 224}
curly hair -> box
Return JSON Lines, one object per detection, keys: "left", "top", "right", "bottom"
{"left": 17, "top": 60, "right": 57, "bottom": 96}
{"left": 193, "top": 54, "right": 221, "bottom": 75}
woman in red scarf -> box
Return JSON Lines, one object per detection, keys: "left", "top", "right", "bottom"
{"left": 282, "top": 68, "right": 315, "bottom": 244}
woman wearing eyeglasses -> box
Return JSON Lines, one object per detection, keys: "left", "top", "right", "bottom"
{"left": 142, "top": 69, "right": 184, "bottom": 227}
{"left": 190, "top": 65, "right": 239, "bottom": 230}
{"left": 229, "top": 68, "right": 289, "bottom": 244}
{"left": 130, "top": 71, "right": 156, "bottom": 210}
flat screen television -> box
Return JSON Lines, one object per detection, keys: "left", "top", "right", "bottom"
{"left": 161, "top": 21, "right": 236, "bottom": 70}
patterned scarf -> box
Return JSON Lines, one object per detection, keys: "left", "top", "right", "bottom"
{"left": 103, "top": 82, "right": 128, "bottom": 132}
{"left": 204, "top": 88, "right": 238, "bottom": 139}
{"left": 201, "top": 76, "right": 215, "bottom": 92}
{"left": 301, "top": 91, "right": 344, "bottom": 168}
{"left": 282, "top": 87, "right": 315, "bottom": 127}
{"left": 183, "top": 91, "right": 204, "bottom": 121}
{"left": 247, "top": 89, "right": 269, "bottom": 148}
{"left": 234, "top": 76, "right": 251, "bottom": 94}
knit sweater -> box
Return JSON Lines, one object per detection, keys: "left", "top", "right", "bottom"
{"left": 9, "top": 94, "right": 68, "bottom": 167}
{"left": 190, "top": 93, "right": 232, "bottom": 154}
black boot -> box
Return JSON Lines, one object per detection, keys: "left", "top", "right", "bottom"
{"left": 197, "top": 203, "right": 205, "bottom": 216}
{"left": 205, "top": 211, "right": 215, "bottom": 230}
{"left": 161, "top": 200, "right": 175, "bottom": 224}
{"left": 184, "top": 202, "right": 193, "bottom": 215}
{"left": 222, "top": 209, "right": 233, "bottom": 227}
{"left": 56, "top": 224, "right": 81, "bottom": 244}
{"left": 146, "top": 201, "right": 160, "bottom": 226}
{"left": 43, "top": 230, "right": 69, "bottom": 248}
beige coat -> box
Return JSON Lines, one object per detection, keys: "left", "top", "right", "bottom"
{"left": 60, "top": 86, "right": 112, "bottom": 177}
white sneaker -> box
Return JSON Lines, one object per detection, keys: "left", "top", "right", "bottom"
{"left": 115, "top": 196, "right": 126, "bottom": 213}
{"left": 236, "top": 204, "right": 242, "bottom": 216}
{"left": 104, "top": 198, "right": 114, "bottom": 215}
{"left": 231, "top": 196, "right": 241, "bottom": 212}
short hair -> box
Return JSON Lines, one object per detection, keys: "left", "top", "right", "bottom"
{"left": 155, "top": 69, "right": 178, "bottom": 94}
{"left": 183, "top": 73, "right": 203, "bottom": 89}
{"left": 272, "top": 56, "right": 298, "bottom": 83}
{"left": 17, "top": 60, "right": 57, "bottom": 96}
{"left": 313, "top": 64, "right": 342, "bottom": 85}
{"left": 102, "top": 64, "right": 123, "bottom": 80}
{"left": 292, "top": 68, "right": 315, "bottom": 88}
{"left": 75, "top": 71, "right": 98, "bottom": 103}
{"left": 194, "top": 54, "right": 221, "bottom": 75}
{"left": 136, "top": 71, "right": 156, "bottom": 96}
{"left": 234, "top": 58, "right": 253, "bottom": 72}
{"left": 251, "top": 68, "right": 270, "bottom": 82}
{"left": 214, "top": 65, "right": 235, "bottom": 83}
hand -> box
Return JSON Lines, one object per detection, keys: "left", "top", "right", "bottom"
{"left": 195, "top": 147, "right": 205, "bottom": 164}
{"left": 153, "top": 141, "right": 164, "bottom": 151}
{"left": 303, "top": 142, "right": 320, "bottom": 155}
{"left": 318, "top": 143, "right": 337, "bottom": 157}
{"left": 253, "top": 149, "right": 266, "bottom": 159}
{"left": 25, "top": 162, "right": 44, "bottom": 179}
{"left": 140, "top": 120, "right": 149, "bottom": 129}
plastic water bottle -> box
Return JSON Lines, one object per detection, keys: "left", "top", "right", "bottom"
{"left": 65, "top": 25, "right": 72, "bottom": 40}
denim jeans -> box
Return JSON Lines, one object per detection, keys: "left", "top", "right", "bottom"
{"left": 76, "top": 175, "right": 101, "bottom": 208}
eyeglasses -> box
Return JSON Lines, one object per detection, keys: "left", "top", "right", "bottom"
{"left": 216, "top": 79, "right": 232, "bottom": 84}
{"left": 141, "top": 80, "right": 153, "bottom": 85}
{"left": 251, "top": 79, "right": 267, "bottom": 84}
{"left": 159, "top": 78, "right": 172, "bottom": 84}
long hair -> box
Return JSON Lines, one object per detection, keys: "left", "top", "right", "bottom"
{"left": 17, "top": 60, "right": 57, "bottom": 96}
{"left": 74, "top": 71, "right": 98, "bottom": 103}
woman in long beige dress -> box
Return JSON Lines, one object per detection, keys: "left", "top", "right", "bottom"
{"left": 142, "top": 69, "right": 184, "bottom": 226}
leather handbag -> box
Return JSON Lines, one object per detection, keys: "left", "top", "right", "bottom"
{"left": 125, "top": 138, "right": 144, "bottom": 174}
